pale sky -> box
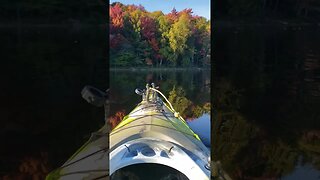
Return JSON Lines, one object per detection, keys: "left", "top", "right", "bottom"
{"left": 110, "top": 0, "right": 211, "bottom": 20}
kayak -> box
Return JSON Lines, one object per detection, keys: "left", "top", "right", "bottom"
{"left": 46, "top": 86, "right": 110, "bottom": 180}
{"left": 46, "top": 124, "right": 109, "bottom": 179}
{"left": 109, "top": 83, "right": 211, "bottom": 180}
{"left": 46, "top": 84, "right": 213, "bottom": 180}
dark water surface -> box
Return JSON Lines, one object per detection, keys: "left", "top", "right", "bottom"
{"left": 0, "top": 26, "right": 107, "bottom": 178}
{"left": 214, "top": 25, "right": 320, "bottom": 179}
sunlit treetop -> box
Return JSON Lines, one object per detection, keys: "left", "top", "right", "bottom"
{"left": 110, "top": 3, "right": 124, "bottom": 31}
{"left": 166, "top": 8, "right": 179, "bottom": 23}
{"left": 126, "top": 4, "right": 146, "bottom": 12}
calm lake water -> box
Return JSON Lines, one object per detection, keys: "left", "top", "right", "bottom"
{"left": 214, "top": 25, "right": 320, "bottom": 179}
{"left": 187, "top": 113, "right": 211, "bottom": 147}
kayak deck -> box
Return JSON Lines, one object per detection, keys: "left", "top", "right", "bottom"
{"left": 46, "top": 124, "right": 109, "bottom": 180}
{"left": 110, "top": 91, "right": 211, "bottom": 180}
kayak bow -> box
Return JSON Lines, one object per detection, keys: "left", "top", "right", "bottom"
{"left": 110, "top": 83, "right": 211, "bottom": 180}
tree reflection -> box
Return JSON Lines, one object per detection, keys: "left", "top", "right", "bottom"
{"left": 213, "top": 77, "right": 320, "bottom": 178}
{"left": 299, "top": 130, "right": 320, "bottom": 170}
{"left": 168, "top": 86, "right": 210, "bottom": 120}
{"left": 213, "top": 26, "right": 320, "bottom": 179}
{"left": 109, "top": 110, "right": 126, "bottom": 129}
{"left": 109, "top": 70, "right": 211, "bottom": 121}
{"left": 1, "top": 153, "right": 50, "bottom": 180}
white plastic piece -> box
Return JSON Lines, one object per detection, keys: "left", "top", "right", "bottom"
{"left": 110, "top": 138, "right": 210, "bottom": 180}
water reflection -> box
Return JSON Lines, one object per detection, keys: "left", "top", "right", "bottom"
{"left": 282, "top": 161, "right": 320, "bottom": 180}
{"left": 109, "top": 69, "right": 211, "bottom": 120}
{"left": 187, "top": 114, "right": 211, "bottom": 147}
{"left": 214, "top": 25, "right": 320, "bottom": 179}
{"left": 109, "top": 69, "right": 211, "bottom": 128}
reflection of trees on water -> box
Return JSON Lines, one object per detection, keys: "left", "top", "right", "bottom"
{"left": 212, "top": 78, "right": 308, "bottom": 179}
{"left": 212, "top": 79, "right": 258, "bottom": 176}
{"left": 168, "top": 86, "right": 210, "bottom": 120}
{"left": 214, "top": 26, "right": 320, "bottom": 179}
{"left": 299, "top": 130, "right": 320, "bottom": 170}
{"left": 1, "top": 152, "right": 50, "bottom": 180}
{"left": 108, "top": 110, "right": 126, "bottom": 129}
{"left": 109, "top": 70, "right": 211, "bottom": 120}
{"left": 108, "top": 83, "right": 210, "bottom": 129}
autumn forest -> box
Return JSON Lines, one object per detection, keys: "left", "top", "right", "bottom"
{"left": 109, "top": 3, "right": 211, "bottom": 67}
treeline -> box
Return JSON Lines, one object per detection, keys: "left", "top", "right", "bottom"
{"left": 0, "top": 0, "right": 105, "bottom": 23}
{"left": 213, "top": 0, "right": 320, "bottom": 21}
{"left": 109, "top": 3, "right": 211, "bottom": 67}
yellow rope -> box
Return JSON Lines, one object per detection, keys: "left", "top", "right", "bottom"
{"left": 149, "top": 88, "right": 176, "bottom": 113}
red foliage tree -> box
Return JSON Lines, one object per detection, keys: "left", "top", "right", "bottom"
{"left": 140, "top": 15, "right": 161, "bottom": 63}
{"left": 110, "top": 3, "right": 124, "bottom": 33}
{"left": 149, "top": 38, "right": 159, "bottom": 51}
{"left": 140, "top": 16, "right": 156, "bottom": 40}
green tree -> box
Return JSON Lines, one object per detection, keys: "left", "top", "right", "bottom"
{"left": 157, "top": 15, "right": 173, "bottom": 66}
{"left": 168, "top": 12, "right": 192, "bottom": 66}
